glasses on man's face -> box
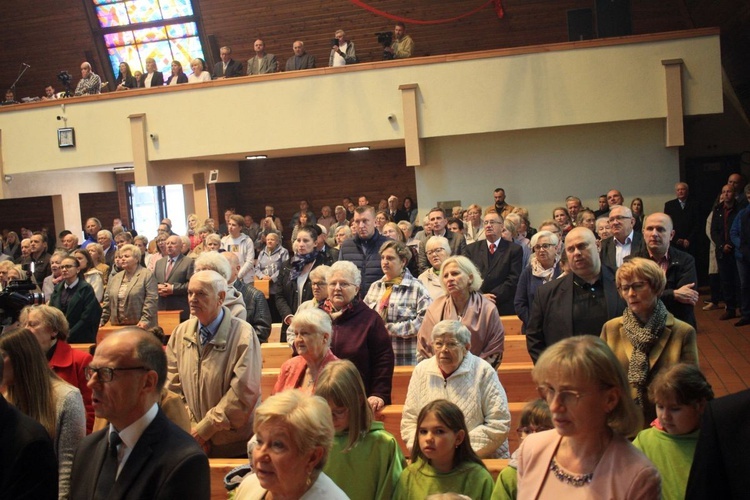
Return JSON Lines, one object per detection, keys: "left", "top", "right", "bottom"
{"left": 426, "top": 248, "right": 446, "bottom": 257}
{"left": 537, "top": 385, "right": 586, "bottom": 407}
{"left": 533, "top": 243, "right": 555, "bottom": 252}
{"left": 311, "top": 281, "right": 327, "bottom": 288}
{"left": 483, "top": 220, "right": 502, "bottom": 227}
{"left": 433, "top": 340, "right": 461, "bottom": 351}
{"left": 608, "top": 215, "right": 630, "bottom": 223}
{"left": 84, "top": 365, "right": 148, "bottom": 383}
{"left": 617, "top": 281, "right": 648, "bottom": 294}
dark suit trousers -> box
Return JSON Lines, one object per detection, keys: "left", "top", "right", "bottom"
{"left": 717, "top": 254, "right": 739, "bottom": 310}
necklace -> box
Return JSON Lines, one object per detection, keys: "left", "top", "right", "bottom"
{"left": 549, "top": 458, "right": 593, "bottom": 487}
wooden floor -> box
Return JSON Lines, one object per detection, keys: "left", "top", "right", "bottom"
{"left": 695, "top": 298, "right": 750, "bottom": 398}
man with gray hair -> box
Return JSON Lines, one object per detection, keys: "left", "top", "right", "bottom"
{"left": 212, "top": 46, "right": 243, "bottom": 79}
{"left": 599, "top": 205, "right": 645, "bottom": 270}
{"left": 167, "top": 270, "right": 262, "bottom": 457}
{"left": 154, "top": 235, "right": 194, "bottom": 322}
{"left": 97, "top": 229, "right": 117, "bottom": 267}
{"left": 61, "top": 232, "right": 80, "bottom": 252}
{"left": 285, "top": 40, "right": 316, "bottom": 71}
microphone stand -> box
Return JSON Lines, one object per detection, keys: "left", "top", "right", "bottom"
{"left": 9, "top": 64, "right": 30, "bottom": 92}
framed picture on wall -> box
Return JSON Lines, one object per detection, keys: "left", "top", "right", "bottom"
{"left": 57, "top": 127, "right": 75, "bottom": 148}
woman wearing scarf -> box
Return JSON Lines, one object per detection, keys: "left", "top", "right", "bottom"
{"left": 275, "top": 226, "right": 327, "bottom": 342}
{"left": 601, "top": 257, "right": 698, "bottom": 424}
{"left": 514, "top": 230, "right": 562, "bottom": 333}
{"left": 323, "top": 260, "right": 394, "bottom": 413}
{"left": 416, "top": 256, "right": 505, "bottom": 367}
{"left": 364, "top": 240, "right": 432, "bottom": 366}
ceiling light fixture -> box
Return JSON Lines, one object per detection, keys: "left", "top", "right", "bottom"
{"left": 348, "top": 146, "right": 370, "bottom": 152}
{"left": 245, "top": 155, "right": 268, "bottom": 160}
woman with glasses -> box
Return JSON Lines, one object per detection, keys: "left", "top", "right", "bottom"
{"left": 48, "top": 255, "right": 102, "bottom": 343}
{"left": 601, "top": 257, "right": 698, "bottom": 423}
{"left": 285, "top": 265, "right": 329, "bottom": 345}
{"left": 517, "top": 335, "right": 660, "bottom": 498}
{"left": 402, "top": 320, "right": 511, "bottom": 459}
{"left": 418, "top": 236, "right": 451, "bottom": 299}
{"left": 514, "top": 230, "right": 562, "bottom": 334}
{"left": 417, "top": 255, "right": 505, "bottom": 367}
{"left": 324, "top": 261, "right": 394, "bottom": 413}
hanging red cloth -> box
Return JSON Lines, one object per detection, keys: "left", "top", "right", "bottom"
{"left": 347, "top": 0, "right": 504, "bottom": 25}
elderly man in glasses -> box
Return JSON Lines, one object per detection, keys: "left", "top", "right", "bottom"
{"left": 71, "top": 328, "right": 210, "bottom": 499}
{"left": 599, "top": 205, "right": 645, "bottom": 271}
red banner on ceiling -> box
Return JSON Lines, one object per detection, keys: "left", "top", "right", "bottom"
{"left": 348, "top": 0, "right": 504, "bottom": 25}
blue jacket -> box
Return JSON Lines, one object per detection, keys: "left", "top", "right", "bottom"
{"left": 338, "top": 231, "right": 391, "bottom": 297}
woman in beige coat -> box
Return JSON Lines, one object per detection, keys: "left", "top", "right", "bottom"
{"left": 100, "top": 244, "right": 158, "bottom": 329}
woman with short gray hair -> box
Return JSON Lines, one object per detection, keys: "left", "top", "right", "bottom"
{"left": 514, "top": 230, "right": 562, "bottom": 333}
{"left": 402, "top": 319, "right": 511, "bottom": 459}
{"left": 418, "top": 236, "right": 451, "bottom": 299}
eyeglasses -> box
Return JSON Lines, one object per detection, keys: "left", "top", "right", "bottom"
{"left": 311, "top": 281, "right": 327, "bottom": 288}
{"left": 59, "top": 265, "right": 76, "bottom": 270}
{"left": 84, "top": 365, "right": 148, "bottom": 383}
{"left": 617, "top": 281, "right": 649, "bottom": 293}
{"left": 483, "top": 220, "right": 502, "bottom": 226}
{"left": 516, "top": 425, "right": 552, "bottom": 436}
{"left": 533, "top": 243, "right": 555, "bottom": 252}
{"left": 328, "top": 281, "right": 355, "bottom": 290}
{"left": 537, "top": 385, "right": 586, "bottom": 407}
{"left": 608, "top": 215, "right": 631, "bottom": 223}
{"left": 426, "top": 248, "right": 446, "bottom": 256}
{"left": 433, "top": 340, "right": 461, "bottom": 351}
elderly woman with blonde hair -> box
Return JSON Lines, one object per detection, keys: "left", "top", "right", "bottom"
{"left": 417, "top": 256, "right": 504, "bottom": 366}
{"left": 464, "top": 203, "right": 485, "bottom": 243}
{"left": 602, "top": 257, "right": 698, "bottom": 423}
{"left": 517, "top": 336, "right": 659, "bottom": 498}
{"left": 234, "top": 390, "right": 347, "bottom": 499}
{"left": 100, "top": 244, "right": 158, "bottom": 330}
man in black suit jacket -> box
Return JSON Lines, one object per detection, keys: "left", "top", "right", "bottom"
{"left": 212, "top": 46, "right": 243, "bottom": 79}
{"left": 0, "top": 356, "right": 58, "bottom": 499}
{"left": 154, "top": 235, "right": 194, "bottom": 322}
{"left": 49, "top": 255, "right": 102, "bottom": 343}
{"left": 527, "top": 227, "right": 626, "bottom": 363}
{"left": 631, "top": 212, "right": 699, "bottom": 327}
{"left": 599, "top": 205, "right": 645, "bottom": 271}
{"left": 686, "top": 388, "right": 750, "bottom": 499}
{"left": 70, "top": 329, "right": 209, "bottom": 500}
{"left": 386, "top": 195, "right": 409, "bottom": 223}
{"left": 663, "top": 182, "right": 701, "bottom": 255}
{"left": 418, "top": 207, "right": 467, "bottom": 273}
{"left": 462, "top": 210, "right": 523, "bottom": 315}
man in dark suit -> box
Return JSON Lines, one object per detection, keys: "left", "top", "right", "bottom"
{"left": 462, "top": 210, "right": 523, "bottom": 315}
{"left": 49, "top": 255, "right": 102, "bottom": 343}
{"left": 600, "top": 205, "right": 645, "bottom": 271}
{"left": 386, "top": 195, "right": 409, "bottom": 223}
{"left": 285, "top": 40, "right": 316, "bottom": 71}
{"left": 631, "top": 212, "right": 699, "bottom": 327}
{"left": 154, "top": 235, "right": 194, "bottom": 322}
{"left": 526, "top": 227, "right": 626, "bottom": 363}
{"left": 70, "top": 328, "right": 210, "bottom": 500}
{"left": 212, "top": 46, "right": 243, "bottom": 79}
{"left": 663, "top": 182, "right": 701, "bottom": 255}
{"left": 0, "top": 355, "right": 58, "bottom": 499}
{"left": 686, "top": 388, "right": 750, "bottom": 499}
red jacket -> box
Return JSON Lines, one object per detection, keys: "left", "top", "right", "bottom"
{"left": 50, "top": 341, "right": 94, "bottom": 433}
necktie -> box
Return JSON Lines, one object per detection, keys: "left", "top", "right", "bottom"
{"left": 165, "top": 258, "right": 174, "bottom": 279}
{"left": 200, "top": 326, "right": 212, "bottom": 346}
{"left": 94, "top": 430, "right": 122, "bottom": 500}
{"left": 489, "top": 243, "right": 496, "bottom": 255}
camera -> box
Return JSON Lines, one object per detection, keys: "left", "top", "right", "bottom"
{"left": 0, "top": 279, "right": 45, "bottom": 325}
{"left": 330, "top": 38, "right": 339, "bottom": 48}
{"left": 57, "top": 70, "right": 73, "bottom": 98}
{"left": 376, "top": 32, "right": 394, "bottom": 60}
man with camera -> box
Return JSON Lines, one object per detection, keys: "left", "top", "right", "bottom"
{"left": 385, "top": 22, "right": 414, "bottom": 59}
{"left": 329, "top": 29, "right": 357, "bottom": 67}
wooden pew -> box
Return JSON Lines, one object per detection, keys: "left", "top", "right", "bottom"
{"left": 261, "top": 343, "right": 292, "bottom": 369}
{"left": 504, "top": 336, "right": 532, "bottom": 364}
{"left": 262, "top": 361, "right": 535, "bottom": 405}
{"left": 500, "top": 315, "right": 523, "bottom": 335}
{"left": 95, "top": 310, "right": 183, "bottom": 344}
{"left": 377, "top": 402, "right": 527, "bottom": 456}
{"left": 207, "top": 458, "right": 510, "bottom": 498}
{"left": 71, "top": 343, "right": 95, "bottom": 353}
{"left": 253, "top": 279, "right": 270, "bottom": 299}
{"left": 268, "top": 323, "right": 282, "bottom": 343}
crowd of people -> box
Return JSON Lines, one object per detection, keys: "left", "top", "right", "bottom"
{"left": 0, "top": 175, "right": 748, "bottom": 498}
{"left": 4, "top": 23, "right": 415, "bottom": 103}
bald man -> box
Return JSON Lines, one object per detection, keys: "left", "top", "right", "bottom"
{"left": 74, "top": 62, "right": 101, "bottom": 96}
{"left": 526, "top": 227, "right": 626, "bottom": 363}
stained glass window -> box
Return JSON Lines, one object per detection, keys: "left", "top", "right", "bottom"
{"left": 93, "top": 0, "right": 203, "bottom": 80}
